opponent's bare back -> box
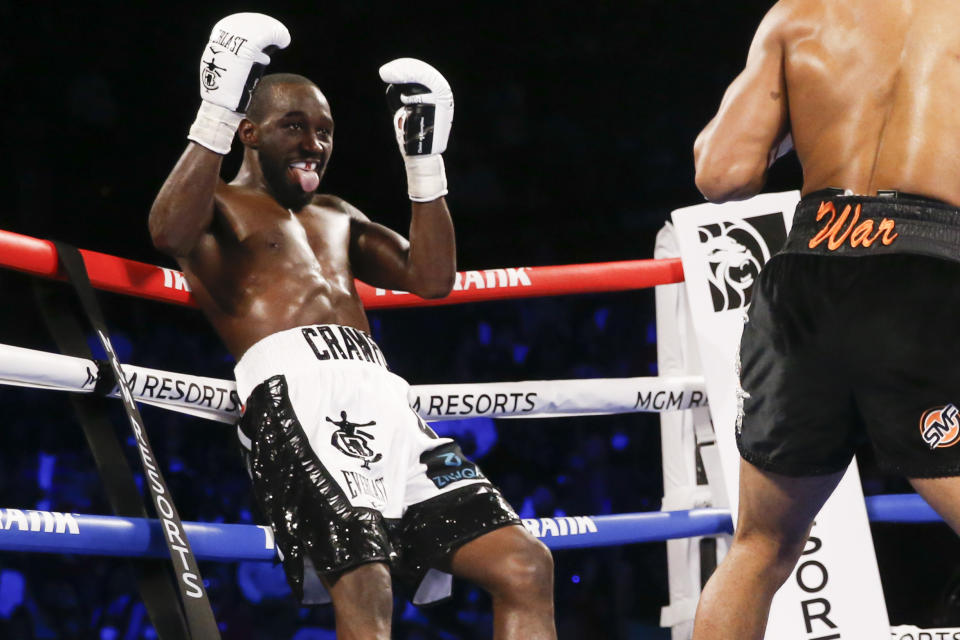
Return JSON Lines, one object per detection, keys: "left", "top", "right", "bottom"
{"left": 695, "top": 0, "right": 960, "bottom": 206}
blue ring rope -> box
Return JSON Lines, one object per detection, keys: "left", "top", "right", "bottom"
{"left": 0, "top": 495, "right": 939, "bottom": 559}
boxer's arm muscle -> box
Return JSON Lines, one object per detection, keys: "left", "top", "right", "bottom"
{"left": 149, "top": 143, "right": 223, "bottom": 257}
{"left": 694, "top": 6, "right": 790, "bottom": 202}
{"left": 347, "top": 198, "right": 456, "bottom": 299}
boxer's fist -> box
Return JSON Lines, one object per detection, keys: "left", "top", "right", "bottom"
{"left": 199, "top": 13, "right": 290, "bottom": 112}
{"left": 188, "top": 13, "right": 289, "bottom": 154}
{"left": 380, "top": 58, "right": 454, "bottom": 156}
{"left": 379, "top": 58, "right": 453, "bottom": 201}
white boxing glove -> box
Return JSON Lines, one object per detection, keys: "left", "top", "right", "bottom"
{"left": 188, "top": 13, "right": 290, "bottom": 154}
{"left": 379, "top": 58, "right": 454, "bottom": 202}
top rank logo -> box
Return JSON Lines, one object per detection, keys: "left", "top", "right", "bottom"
{"left": 697, "top": 212, "right": 786, "bottom": 312}
{"left": 920, "top": 404, "right": 960, "bottom": 450}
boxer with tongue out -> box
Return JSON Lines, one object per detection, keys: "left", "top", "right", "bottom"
{"left": 149, "top": 12, "right": 556, "bottom": 640}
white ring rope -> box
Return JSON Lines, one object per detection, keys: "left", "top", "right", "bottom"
{"left": 0, "top": 343, "right": 708, "bottom": 423}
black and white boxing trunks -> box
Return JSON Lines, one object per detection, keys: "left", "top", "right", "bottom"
{"left": 738, "top": 189, "right": 960, "bottom": 478}
{"left": 234, "top": 325, "right": 519, "bottom": 604}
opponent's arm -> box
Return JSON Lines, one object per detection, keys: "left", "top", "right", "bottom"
{"left": 149, "top": 13, "right": 289, "bottom": 257}
{"left": 694, "top": 5, "right": 791, "bottom": 202}
{"left": 347, "top": 59, "right": 457, "bottom": 298}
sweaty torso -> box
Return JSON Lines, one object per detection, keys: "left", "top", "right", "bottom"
{"left": 179, "top": 184, "right": 369, "bottom": 358}
{"left": 779, "top": 0, "right": 960, "bottom": 205}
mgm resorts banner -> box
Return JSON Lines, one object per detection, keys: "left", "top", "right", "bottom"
{"left": 672, "top": 191, "right": 890, "bottom": 639}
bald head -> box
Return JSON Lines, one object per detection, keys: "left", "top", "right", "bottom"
{"left": 246, "top": 73, "right": 327, "bottom": 124}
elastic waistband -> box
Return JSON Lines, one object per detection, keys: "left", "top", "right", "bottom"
{"left": 801, "top": 188, "right": 952, "bottom": 206}
{"left": 234, "top": 325, "right": 389, "bottom": 400}
{"left": 782, "top": 190, "right": 960, "bottom": 262}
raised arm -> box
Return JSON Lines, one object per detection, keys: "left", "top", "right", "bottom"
{"left": 345, "top": 58, "right": 458, "bottom": 298}
{"left": 148, "top": 13, "right": 290, "bottom": 257}
{"left": 694, "top": 4, "right": 791, "bottom": 202}
{"left": 345, "top": 197, "right": 456, "bottom": 298}
{"left": 149, "top": 145, "right": 223, "bottom": 257}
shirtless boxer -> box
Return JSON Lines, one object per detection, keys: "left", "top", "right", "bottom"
{"left": 691, "top": 1, "right": 960, "bottom": 637}
{"left": 148, "top": 14, "right": 555, "bottom": 640}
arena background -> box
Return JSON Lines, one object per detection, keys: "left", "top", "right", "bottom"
{"left": 1, "top": 1, "right": 958, "bottom": 638}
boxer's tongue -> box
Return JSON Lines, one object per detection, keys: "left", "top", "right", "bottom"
{"left": 290, "top": 162, "right": 320, "bottom": 192}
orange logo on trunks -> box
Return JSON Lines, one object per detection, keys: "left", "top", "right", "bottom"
{"left": 808, "top": 201, "right": 899, "bottom": 250}
{"left": 920, "top": 404, "right": 960, "bottom": 450}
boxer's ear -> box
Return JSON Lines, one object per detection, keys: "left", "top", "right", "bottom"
{"left": 237, "top": 119, "right": 259, "bottom": 149}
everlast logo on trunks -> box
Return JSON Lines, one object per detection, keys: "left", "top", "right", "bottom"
{"left": 421, "top": 442, "right": 485, "bottom": 489}
{"left": 808, "top": 201, "right": 898, "bottom": 250}
{"left": 327, "top": 411, "right": 382, "bottom": 469}
{"left": 301, "top": 326, "right": 387, "bottom": 367}
{"left": 697, "top": 212, "right": 786, "bottom": 311}
{"left": 920, "top": 404, "right": 960, "bottom": 449}
{"left": 340, "top": 470, "right": 387, "bottom": 506}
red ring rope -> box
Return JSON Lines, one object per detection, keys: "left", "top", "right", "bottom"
{"left": 0, "top": 229, "right": 684, "bottom": 309}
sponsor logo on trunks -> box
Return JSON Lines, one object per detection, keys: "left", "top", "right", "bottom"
{"left": 808, "top": 201, "right": 898, "bottom": 251}
{"left": 697, "top": 212, "right": 785, "bottom": 312}
{"left": 327, "top": 411, "right": 383, "bottom": 469}
{"left": 340, "top": 470, "right": 388, "bottom": 507}
{"left": 301, "top": 326, "right": 388, "bottom": 367}
{"left": 421, "top": 442, "right": 485, "bottom": 489}
{"left": 920, "top": 404, "right": 960, "bottom": 449}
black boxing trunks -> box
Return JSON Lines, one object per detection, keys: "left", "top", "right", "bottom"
{"left": 737, "top": 189, "right": 960, "bottom": 478}
{"left": 234, "top": 325, "right": 519, "bottom": 605}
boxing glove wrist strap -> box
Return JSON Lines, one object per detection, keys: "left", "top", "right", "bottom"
{"left": 188, "top": 101, "right": 245, "bottom": 155}
{"left": 405, "top": 154, "right": 447, "bottom": 202}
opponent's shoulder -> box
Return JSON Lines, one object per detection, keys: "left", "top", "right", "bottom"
{"left": 759, "top": 0, "right": 818, "bottom": 42}
{"left": 310, "top": 193, "right": 370, "bottom": 221}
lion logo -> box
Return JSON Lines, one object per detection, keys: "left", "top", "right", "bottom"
{"left": 697, "top": 215, "right": 784, "bottom": 312}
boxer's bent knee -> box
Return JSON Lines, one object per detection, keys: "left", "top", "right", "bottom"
{"left": 326, "top": 562, "right": 393, "bottom": 621}
{"left": 485, "top": 536, "right": 554, "bottom": 601}
{"left": 730, "top": 525, "right": 809, "bottom": 586}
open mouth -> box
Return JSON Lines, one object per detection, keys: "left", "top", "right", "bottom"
{"left": 289, "top": 160, "right": 320, "bottom": 192}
